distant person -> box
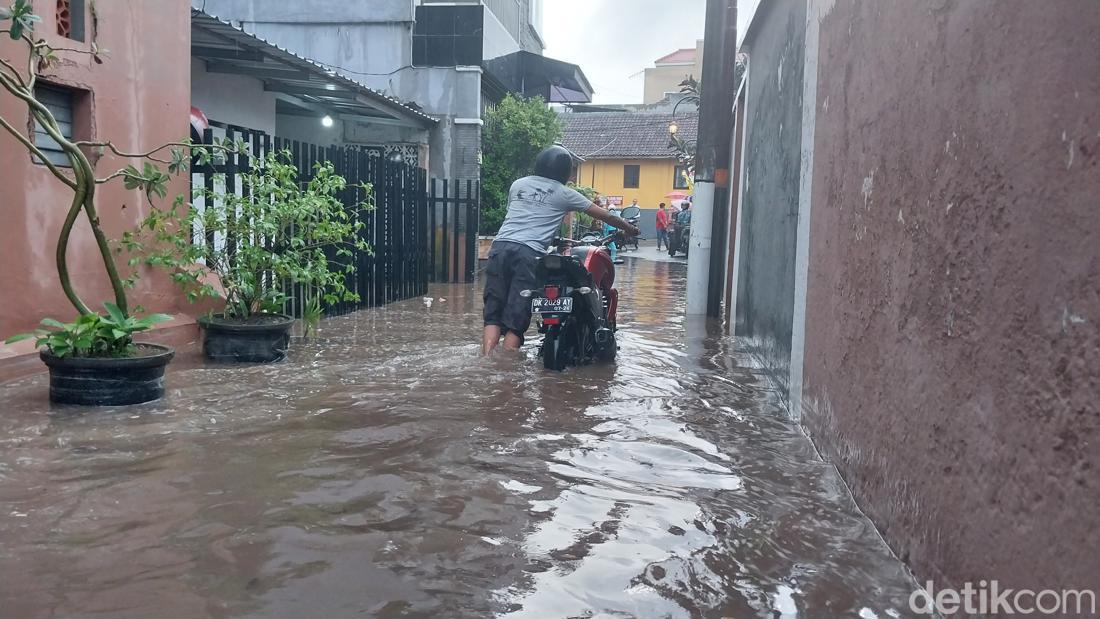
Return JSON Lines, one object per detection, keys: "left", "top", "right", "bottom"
{"left": 625, "top": 199, "right": 641, "bottom": 250}
{"left": 603, "top": 204, "right": 623, "bottom": 263}
{"left": 676, "top": 201, "right": 692, "bottom": 226}
{"left": 655, "top": 202, "right": 670, "bottom": 251}
{"left": 482, "top": 146, "right": 640, "bottom": 355}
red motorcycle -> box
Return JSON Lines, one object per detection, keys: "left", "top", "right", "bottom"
{"left": 524, "top": 207, "right": 640, "bottom": 371}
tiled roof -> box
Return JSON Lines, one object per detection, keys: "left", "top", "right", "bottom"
{"left": 655, "top": 48, "right": 697, "bottom": 65}
{"left": 559, "top": 112, "right": 699, "bottom": 160}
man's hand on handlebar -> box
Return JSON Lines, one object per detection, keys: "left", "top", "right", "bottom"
{"left": 584, "top": 203, "right": 640, "bottom": 237}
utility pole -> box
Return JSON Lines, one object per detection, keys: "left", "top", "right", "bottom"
{"left": 686, "top": 0, "right": 737, "bottom": 316}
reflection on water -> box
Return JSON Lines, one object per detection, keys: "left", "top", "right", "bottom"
{"left": 0, "top": 257, "right": 918, "bottom": 618}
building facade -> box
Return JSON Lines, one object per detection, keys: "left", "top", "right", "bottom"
{"left": 725, "top": 0, "right": 1100, "bottom": 596}
{"left": 643, "top": 41, "right": 704, "bottom": 105}
{"left": 561, "top": 112, "right": 698, "bottom": 238}
{"left": 0, "top": 0, "right": 193, "bottom": 374}
{"left": 195, "top": 0, "right": 590, "bottom": 186}
{"left": 191, "top": 10, "right": 435, "bottom": 165}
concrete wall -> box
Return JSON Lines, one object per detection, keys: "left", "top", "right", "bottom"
{"left": 197, "top": 0, "right": 414, "bottom": 90}
{"left": 0, "top": 0, "right": 192, "bottom": 349}
{"left": 191, "top": 59, "right": 277, "bottom": 135}
{"left": 732, "top": 0, "right": 806, "bottom": 397}
{"left": 796, "top": 0, "right": 1100, "bottom": 595}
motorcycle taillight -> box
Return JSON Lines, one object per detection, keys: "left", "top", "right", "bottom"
{"left": 544, "top": 285, "right": 560, "bottom": 301}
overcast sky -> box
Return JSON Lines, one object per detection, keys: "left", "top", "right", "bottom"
{"left": 542, "top": 0, "right": 707, "bottom": 104}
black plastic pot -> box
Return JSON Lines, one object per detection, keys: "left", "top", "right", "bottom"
{"left": 198, "top": 314, "right": 295, "bottom": 363}
{"left": 40, "top": 344, "right": 175, "bottom": 406}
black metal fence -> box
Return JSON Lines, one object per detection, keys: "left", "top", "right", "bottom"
{"left": 191, "top": 122, "right": 479, "bottom": 320}
{"left": 429, "top": 178, "right": 480, "bottom": 284}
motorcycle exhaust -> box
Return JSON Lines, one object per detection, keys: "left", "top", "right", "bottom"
{"left": 594, "top": 328, "right": 612, "bottom": 345}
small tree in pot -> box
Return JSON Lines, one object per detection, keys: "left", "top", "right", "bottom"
{"left": 0, "top": 1, "right": 209, "bottom": 405}
{"left": 130, "top": 148, "right": 371, "bottom": 362}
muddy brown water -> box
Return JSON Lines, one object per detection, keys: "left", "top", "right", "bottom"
{"left": 0, "top": 257, "right": 920, "bottom": 618}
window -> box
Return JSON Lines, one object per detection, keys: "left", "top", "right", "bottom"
{"left": 674, "top": 165, "right": 691, "bottom": 190}
{"left": 56, "top": 0, "right": 85, "bottom": 42}
{"left": 413, "top": 6, "right": 484, "bottom": 67}
{"left": 33, "top": 85, "right": 75, "bottom": 167}
{"left": 623, "top": 164, "right": 640, "bottom": 189}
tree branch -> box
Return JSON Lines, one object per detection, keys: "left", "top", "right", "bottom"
{"left": 76, "top": 140, "right": 236, "bottom": 160}
{"left": 0, "top": 55, "right": 26, "bottom": 88}
{"left": 95, "top": 169, "right": 128, "bottom": 184}
{"left": 0, "top": 113, "right": 78, "bottom": 189}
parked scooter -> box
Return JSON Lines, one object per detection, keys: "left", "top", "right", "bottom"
{"left": 526, "top": 207, "right": 640, "bottom": 371}
{"left": 668, "top": 221, "right": 691, "bottom": 257}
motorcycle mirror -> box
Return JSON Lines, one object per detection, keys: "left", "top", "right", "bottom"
{"left": 620, "top": 206, "right": 641, "bottom": 219}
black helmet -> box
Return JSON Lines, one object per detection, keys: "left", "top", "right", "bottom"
{"left": 533, "top": 145, "right": 573, "bottom": 184}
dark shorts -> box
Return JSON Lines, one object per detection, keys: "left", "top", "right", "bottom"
{"left": 483, "top": 241, "right": 541, "bottom": 337}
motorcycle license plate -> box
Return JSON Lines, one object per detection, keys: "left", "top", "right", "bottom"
{"left": 532, "top": 297, "right": 573, "bottom": 314}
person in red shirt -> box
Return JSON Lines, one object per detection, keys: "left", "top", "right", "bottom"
{"left": 655, "top": 202, "right": 670, "bottom": 251}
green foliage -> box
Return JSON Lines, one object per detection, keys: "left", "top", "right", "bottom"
{"left": 128, "top": 149, "right": 372, "bottom": 320}
{"left": 480, "top": 94, "right": 562, "bottom": 235}
{"left": 302, "top": 296, "right": 323, "bottom": 338}
{"left": 565, "top": 183, "right": 598, "bottom": 236}
{"left": 4, "top": 303, "right": 171, "bottom": 358}
{"left": 122, "top": 161, "right": 171, "bottom": 200}
{"left": 479, "top": 207, "right": 508, "bottom": 237}
{"left": 1, "top": 0, "right": 40, "bottom": 40}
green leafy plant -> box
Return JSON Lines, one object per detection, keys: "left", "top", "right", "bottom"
{"left": 5, "top": 303, "right": 171, "bottom": 358}
{"left": 127, "top": 149, "right": 372, "bottom": 321}
{"left": 0, "top": 3, "right": 233, "bottom": 357}
{"left": 564, "top": 183, "right": 598, "bottom": 237}
{"left": 302, "top": 295, "right": 323, "bottom": 338}
{"left": 480, "top": 94, "right": 563, "bottom": 235}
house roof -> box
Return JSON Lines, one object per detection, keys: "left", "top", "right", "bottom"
{"left": 655, "top": 48, "right": 697, "bottom": 65}
{"left": 482, "top": 51, "right": 594, "bottom": 104}
{"left": 191, "top": 10, "right": 436, "bottom": 127}
{"left": 559, "top": 112, "right": 698, "bottom": 160}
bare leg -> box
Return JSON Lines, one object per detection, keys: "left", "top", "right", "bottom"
{"left": 482, "top": 325, "right": 503, "bottom": 356}
{"left": 502, "top": 331, "right": 524, "bottom": 352}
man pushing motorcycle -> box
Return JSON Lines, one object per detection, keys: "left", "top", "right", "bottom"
{"left": 482, "top": 145, "right": 641, "bottom": 356}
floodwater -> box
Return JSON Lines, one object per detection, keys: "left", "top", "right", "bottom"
{"left": 0, "top": 254, "right": 920, "bottom": 618}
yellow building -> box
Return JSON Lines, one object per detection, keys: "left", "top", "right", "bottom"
{"left": 561, "top": 111, "right": 699, "bottom": 237}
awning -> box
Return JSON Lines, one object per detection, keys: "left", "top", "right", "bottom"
{"left": 483, "top": 51, "right": 594, "bottom": 104}
{"left": 191, "top": 10, "right": 436, "bottom": 128}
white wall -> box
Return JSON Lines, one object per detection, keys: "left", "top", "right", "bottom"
{"left": 191, "top": 59, "right": 278, "bottom": 135}
{"left": 483, "top": 8, "right": 521, "bottom": 60}
{"left": 275, "top": 114, "right": 344, "bottom": 148}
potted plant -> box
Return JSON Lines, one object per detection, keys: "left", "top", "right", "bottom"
{"left": 0, "top": 1, "right": 201, "bottom": 405}
{"left": 132, "top": 149, "right": 371, "bottom": 363}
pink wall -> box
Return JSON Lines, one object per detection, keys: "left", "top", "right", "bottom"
{"left": 802, "top": 0, "right": 1099, "bottom": 592}
{"left": 0, "top": 1, "right": 191, "bottom": 346}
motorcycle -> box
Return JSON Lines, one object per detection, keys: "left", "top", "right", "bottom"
{"left": 526, "top": 207, "right": 640, "bottom": 371}
{"left": 668, "top": 221, "right": 691, "bottom": 257}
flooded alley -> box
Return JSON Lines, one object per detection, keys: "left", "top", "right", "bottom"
{"left": 0, "top": 257, "right": 919, "bottom": 618}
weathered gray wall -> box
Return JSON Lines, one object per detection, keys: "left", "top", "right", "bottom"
{"left": 733, "top": 0, "right": 807, "bottom": 396}
{"left": 801, "top": 0, "right": 1100, "bottom": 593}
